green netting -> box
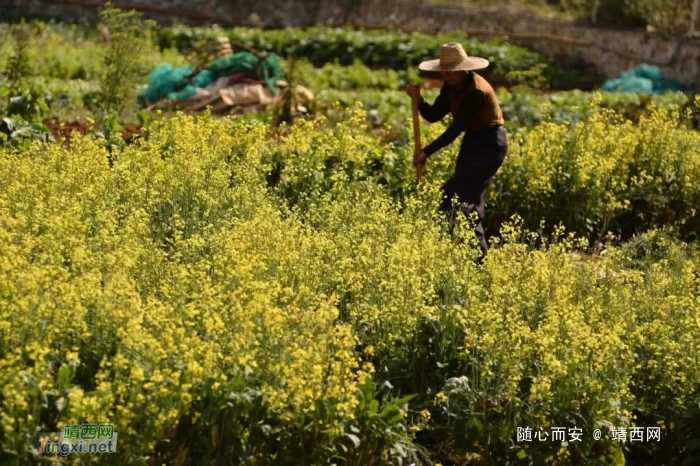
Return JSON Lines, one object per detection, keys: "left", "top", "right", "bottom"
{"left": 207, "top": 52, "right": 283, "bottom": 92}
{"left": 167, "top": 70, "right": 214, "bottom": 102}
{"left": 137, "top": 64, "right": 192, "bottom": 106}
{"left": 601, "top": 64, "right": 686, "bottom": 94}
{"left": 137, "top": 51, "right": 284, "bottom": 107}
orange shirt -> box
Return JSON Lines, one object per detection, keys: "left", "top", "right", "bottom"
{"left": 418, "top": 72, "right": 504, "bottom": 156}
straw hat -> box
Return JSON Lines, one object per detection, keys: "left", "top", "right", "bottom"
{"left": 418, "top": 42, "right": 489, "bottom": 72}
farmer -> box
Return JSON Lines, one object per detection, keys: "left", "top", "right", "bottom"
{"left": 406, "top": 42, "right": 508, "bottom": 260}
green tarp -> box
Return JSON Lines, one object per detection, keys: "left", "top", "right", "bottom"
{"left": 138, "top": 51, "right": 283, "bottom": 107}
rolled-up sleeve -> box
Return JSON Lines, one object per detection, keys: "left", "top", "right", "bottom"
{"left": 423, "top": 89, "right": 485, "bottom": 157}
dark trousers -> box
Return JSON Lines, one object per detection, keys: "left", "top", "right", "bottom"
{"left": 438, "top": 126, "right": 508, "bottom": 259}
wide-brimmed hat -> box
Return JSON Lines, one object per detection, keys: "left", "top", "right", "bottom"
{"left": 418, "top": 42, "right": 489, "bottom": 72}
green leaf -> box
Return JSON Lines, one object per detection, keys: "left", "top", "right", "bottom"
{"left": 56, "top": 365, "right": 72, "bottom": 391}
{"left": 444, "top": 376, "right": 470, "bottom": 395}
{"left": 395, "top": 393, "right": 418, "bottom": 405}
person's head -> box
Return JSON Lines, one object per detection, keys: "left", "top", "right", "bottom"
{"left": 442, "top": 70, "right": 469, "bottom": 86}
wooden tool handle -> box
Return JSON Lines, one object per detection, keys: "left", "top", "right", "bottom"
{"left": 411, "top": 96, "right": 423, "bottom": 182}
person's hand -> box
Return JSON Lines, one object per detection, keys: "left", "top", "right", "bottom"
{"left": 414, "top": 150, "right": 427, "bottom": 166}
{"left": 406, "top": 83, "right": 422, "bottom": 101}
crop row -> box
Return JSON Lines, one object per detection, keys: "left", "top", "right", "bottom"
{"left": 1, "top": 113, "right": 698, "bottom": 464}
{"left": 156, "top": 24, "right": 582, "bottom": 81}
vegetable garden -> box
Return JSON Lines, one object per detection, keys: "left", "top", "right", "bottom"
{"left": 0, "top": 8, "right": 699, "bottom": 466}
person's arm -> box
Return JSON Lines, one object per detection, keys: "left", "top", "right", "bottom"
{"left": 423, "top": 89, "right": 485, "bottom": 158}
{"left": 418, "top": 84, "right": 450, "bottom": 123}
